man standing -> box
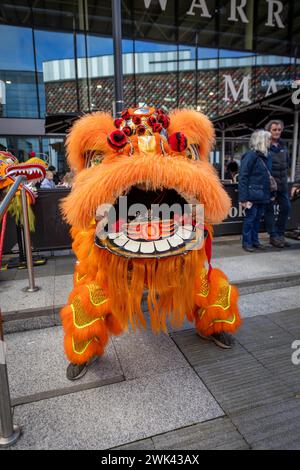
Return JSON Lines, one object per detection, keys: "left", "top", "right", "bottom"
{"left": 264, "top": 120, "right": 291, "bottom": 248}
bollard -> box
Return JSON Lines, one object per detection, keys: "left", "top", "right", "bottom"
{"left": 20, "top": 185, "right": 39, "bottom": 293}
{"left": 0, "top": 311, "right": 21, "bottom": 447}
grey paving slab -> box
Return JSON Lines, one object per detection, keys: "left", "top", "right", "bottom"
{"left": 0, "top": 275, "right": 55, "bottom": 314}
{"left": 267, "top": 308, "right": 300, "bottom": 336}
{"left": 172, "top": 323, "right": 292, "bottom": 414}
{"left": 195, "top": 353, "right": 292, "bottom": 415}
{"left": 55, "top": 257, "right": 76, "bottom": 276}
{"left": 0, "top": 268, "right": 17, "bottom": 281}
{"left": 250, "top": 345, "right": 300, "bottom": 394}
{"left": 212, "top": 239, "right": 300, "bottom": 260}
{"left": 171, "top": 329, "right": 250, "bottom": 368}
{"left": 11, "top": 368, "right": 223, "bottom": 450}
{"left": 238, "top": 286, "right": 300, "bottom": 318}
{"left": 238, "top": 277, "right": 300, "bottom": 296}
{"left": 152, "top": 416, "right": 249, "bottom": 450}
{"left": 235, "top": 316, "right": 294, "bottom": 352}
{"left": 230, "top": 398, "right": 300, "bottom": 450}
{"left": 15, "top": 261, "right": 56, "bottom": 280}
{"left": 6, "top": 326, "right": 123, "bottom": 405}
{"left": 112, "top": 328, "right": 189, "bottom": 380}
{"left": 3, "top": 314, "right": 57, "bottom": 334}
{"left": 213, "top": 250, "right": 300, "bottom": 283}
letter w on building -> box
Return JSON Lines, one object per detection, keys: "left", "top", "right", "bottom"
{"left": 144, "top": 0, "right": 168, "bottom": 11}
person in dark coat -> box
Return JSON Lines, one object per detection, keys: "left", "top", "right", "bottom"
{"left": 264, "top": 120, "right": 291, "bottom": 248}
{"left": 239, "top": 130, "right": 272, "bottom": 252}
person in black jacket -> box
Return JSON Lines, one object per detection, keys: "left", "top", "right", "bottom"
{"left": 239, "top": 130, "right": 272, "bottom": 252}
{"left": 264, "top": 120, "right": 291, "bottom": 248}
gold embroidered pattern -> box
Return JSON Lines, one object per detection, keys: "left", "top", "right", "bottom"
{"left": 197, "top": 270, "right": 209, "bottom": 298}
{"left": 76, "top": 272, "right": 87, "bottom": 283}
{"left": 198, "top": 308, "right": 206, "bottom": 319}
{"left": 211, "top": 284, "right": 231, "bottom": 310}
{"left": 87, "top": 283, "right": 108, "bottom": 306}
{"left": 72, "top": 336, "right": 94, "bottom": 355}
{"left": 208, "top": 314, "right": 236, "bottom": 328}
{"left": 71, "top": 295, "right": 104, "bottom": 329}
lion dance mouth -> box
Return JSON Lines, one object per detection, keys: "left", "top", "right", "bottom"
{"left": 60, "top": 107, "right": 241, "bottom": 365}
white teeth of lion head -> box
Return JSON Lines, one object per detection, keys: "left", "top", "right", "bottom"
{"left": 108, "top": 224, "right": 195, "bottom": 255}
{"left": 177, "top": 225, "right": 193, "bottom": 240}
{"left": 153, "top": 239, "right": 170, "bottom": 252}
{"left": 140, "top": 241, "right": 155, "bottom": 254}
{"left": 122, "top": 239, "right": 140, "bottom": 253}
{"left": 168, "top": 234, "right": 184, "bottom": 247}
{"left": 113, "top": 234, "right": 129, "bottom": 247}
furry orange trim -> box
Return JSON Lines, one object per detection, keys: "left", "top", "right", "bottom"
{"left": 64, "top": 334, "right": 105, "bottom": 364}
{"left": 60, "top": 299, "right": 109, "bottom": 343}
{"left": 195, "top": 267, "right": 229, "bottom": 308}
{"left": 105, "top": 313, "right": 123, "bottom": 335}
{"left": 66, "top": 112, "right": 114, "bottom": 173}
{"left": 168, "top": 109, "right": 215, "bottom": 161}
{"left": 194, "top": 284, "right": 241, "bottom": 335}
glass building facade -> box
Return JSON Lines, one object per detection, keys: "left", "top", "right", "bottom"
{"left": 1, "top": 0, "right": 300, "bottom": 171}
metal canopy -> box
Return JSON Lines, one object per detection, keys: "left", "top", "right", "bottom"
{"left": 45, "top": 113, "right": 83, "bottom": 134}
{"left": 212, "top": 87, "right": 300, "bottom": 181}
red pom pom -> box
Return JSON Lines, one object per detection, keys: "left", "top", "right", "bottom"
{"left": 168, "top": 132, "right": 188, "bottom": 152}
{"left": 157, "top": 114, "right": 170, "bottom": 129}
{"left": 107, "top": 130, "right": 128, "bottom": 150}
{"left": 114, "top": 118, "right": 124, "bottom": 128}
{"left": 156, "top": 108, "right": 166, "bottom": 115}
{"left": 123, "top": 125, "right": 133, "bottom": 136}
{"left": 152, "top": 122, "right": 163, "bottom": 133}
{"left": 147, "top": 116, "right": 157, "bottom": 127}
{"left": 132, "top": 115, "right": 142, "bottom": 125}
{"left": 136, "top": 125, "right": 146, "bottom": 136}
{"left": 121, "top": 109, "right": 130, "bottom": 120}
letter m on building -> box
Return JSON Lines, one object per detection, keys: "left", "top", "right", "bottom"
{"left": 223, "top": 75, "right": 251, "bottom": 103}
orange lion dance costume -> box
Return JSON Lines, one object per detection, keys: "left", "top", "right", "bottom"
{"left": 60, "top": 106, "right": 241, "bottom": 378}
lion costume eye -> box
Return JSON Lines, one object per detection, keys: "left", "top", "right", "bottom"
{"left": 84, "top": 150, "right": 105, "bottom": 168}
{"left": 186, "top": 144, "right": 200, "bottom": 161}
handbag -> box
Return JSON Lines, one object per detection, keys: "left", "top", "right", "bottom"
{"left": 259, "top": 157, "right": 278, "bottom": 192}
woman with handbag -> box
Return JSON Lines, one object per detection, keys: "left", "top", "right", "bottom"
{"left": 238, "top": 130, "right": 273, "bottom": 252}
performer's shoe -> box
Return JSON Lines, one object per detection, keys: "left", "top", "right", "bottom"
{"left": 66, "top": 357, "right": 97, "bottom": 381}
{"left": 279, "top": 236, "right": 291, "bottom": 248}
{"left": 242, "top": 245, "right": 254, "bottom": 252}
{"left": 269, "top": 237, "right": 284, "bottom": 248}
{"left": 197, "top": 331, "right": 234, "bottom": 349}
{"left": 253, "top": 243, "right": 267, "bottom": 250}
{"left": 66, "top": 362, "right": 88, "bottom": 381}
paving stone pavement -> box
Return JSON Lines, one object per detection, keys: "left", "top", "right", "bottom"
{"left": 0, "top": 309, "right": 298, "bottom": 450}
{"left": 1, "top": 240, "right": 300, "bottom": 450}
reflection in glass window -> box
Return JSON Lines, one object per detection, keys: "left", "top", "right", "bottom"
{"left": 42, "top": 137, "right": 67, "bottom": 174}
{"left": 86, "top": 35, "right": 114, "bottom": 113}
{"left": 134, "top": 41, "right": 178, "bottom": 111}
{"left": 0, "top": 25, "right": 38, "bottom": 117}
{"left": 17, "top": 137, "right": 40, "bottom": 162}
{"left": 178, "top": 45, "right": 195, "bottom": 109}
{"left": 35, "top": 29, "right": 77, "bottom": 116}
{"left": 122, "top": 39, "right": 135, "bottom": 108}
{"left": 197, "top": 48, "right": 218, "bottom": 118}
